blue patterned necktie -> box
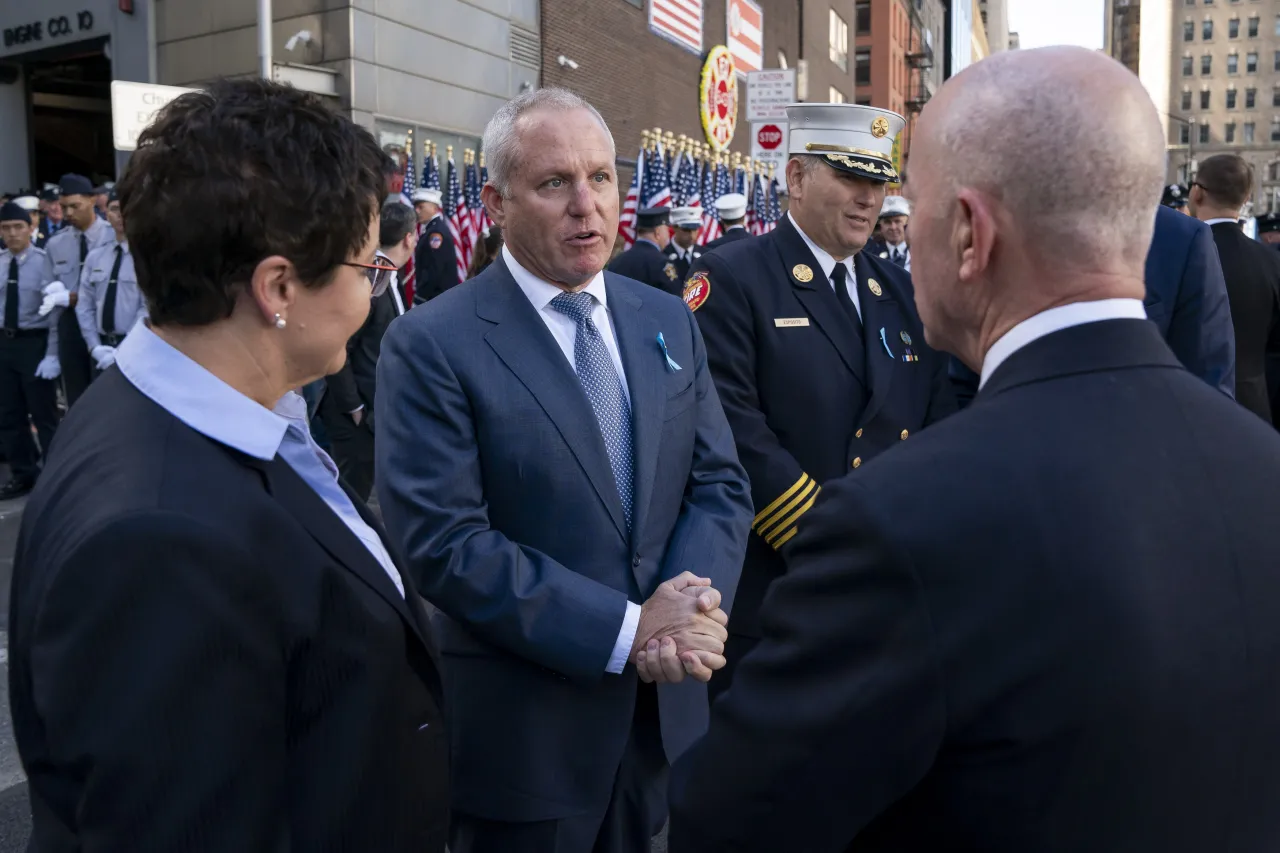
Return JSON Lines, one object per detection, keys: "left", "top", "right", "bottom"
{"left": 550, "top": 291, "right": 634, "bottom": 528}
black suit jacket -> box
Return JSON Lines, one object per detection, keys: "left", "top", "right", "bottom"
{"left": 10, "top": 370, "right": 448, "bottom": 851}
{"left": 325, "top": 281, "right": 403, "bottom": 424}
{"left": 413, "top": 215, "right": 459, "bottom": 304}
{"left": 1210, "top": 221, "right": 1280, "bottom": 423}
{"left": 607, "top": 239, "right": 682, "bottom": 297}
{"left": 670, "top": 318, "right": 1280, "bottom": 852}
{"left": 687, "top": 215, "right": 956, "bottom": 637}
{"left": 701, "top": 225, "right": 750, "bottom": 254}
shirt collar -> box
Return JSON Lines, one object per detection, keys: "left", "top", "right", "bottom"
{"left": 887, "top": 241, "right": 908, "bottom": 252}
{"left": 788, "top": 212, "right": 855, "bottom": 283}
{"left": 115, "top": 322, "right": 290, "bottom": 460}
{"left": 979, "top": 298, "right": 1148, "bottom": 389}
{"left": 503, "top": 245, "right": 609, "bottom": 313}
{"left": 636, "top": 238, "right": 660, "bottom": 250}
{"left": 1203, "top": 217, "right": 1239, "bottom": 227}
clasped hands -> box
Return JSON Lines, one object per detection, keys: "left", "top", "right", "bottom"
{"left": 629, "top": 571, "right": 729, "bottom": 685}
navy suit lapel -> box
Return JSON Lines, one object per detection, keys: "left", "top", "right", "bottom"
{"left": 606, "top": 274, "right": 665, "bottom": 557}
{"left": 478, "top": 260, "right": 630, "bottom": 543}
{"left": 857, "top": 252, "right": 898, "bottom": 424}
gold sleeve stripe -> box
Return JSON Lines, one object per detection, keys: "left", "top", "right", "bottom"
{"left": 756, "top": 478, "right": 817, "bottom": 539}
{"left": 765, "top": 490, "right": 820, "bottom": 546}
{"left": 752, "top": 473, "right": 812, "bottom": 529}
{"left": 772, "top": 526, "right": 800, "bottom": 549}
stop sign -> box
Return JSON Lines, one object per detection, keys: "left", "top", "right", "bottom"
{"left": 757, "top": 124, "right": 783, "bottom": 150}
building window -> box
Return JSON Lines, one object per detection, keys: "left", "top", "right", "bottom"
{"left": 1246, "top": 86, "right": 1256, "bottom": 107}
{"left": 1200, "top": 123, "right": 1211, "bottom": 144}
{"left": 1203, "top": 19, "right": 1214, "bottom": 39}
{"left": 1244, "top": 122, "right": 1255, "bottom": 143}
{"left": 1272, "top": 120, "right": 1280, "bottom": 142}
{"left": 1185, "top": 0, "right": 1195, "bottom": 5}
{"left": 1247, "top": 52, "right": 1258, "bottom": 72}
{"left": 829, "top": 86, "right": 847, "bottom": 104}
{"left": 1248, "top": 16, "right": 1260, "bottom": 36}
{"left": 1185, "top": 20, "right": 1197, "bottom": 40}
{"left": 829, "top": 10, "right": 849, "bottom": 71}
{"left": 1229, "top": 18, "right": 1240, "bottom": 38}
{"left": 1226, "top": 122, "right": 1237, "bottom": 142}
{"left": 1201, "top": 89, "right": 1212, "bottom": 108}
{"left": 1184, "top": 90, "right": 1195, "bottom": 110}
{"left": 1275, "top": 50, "right": 1280, "bottom": 72}
{"left": 1227, "top": 54, "right": 1237, "bottom": 74}
{"left": 1275, "top": 15, "right": 1280, "bottom": 36}
{"left": 1227, "top": 88, "right": 1238, "bottom": 108}
{"left": 1270, "top": 163, "right": 1280, "bottom": 181}
{"left": 1273, "top": 86, "right": 1280, "bottom": 107}
{"left": 1180, "top": 123, "right": 1192, "bottom": 144}
{"left": 1205, "top": 55, "right": 1214, "bottom": 75}
{"left": 855, "top": 47, "right": 872, "bottom": 86}
{"left": 856, "top": 1, "right": 871, "bottom": 34}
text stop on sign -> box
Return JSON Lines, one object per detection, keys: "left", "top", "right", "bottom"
{"left": 757, "top": 124, "right": 783, "bottom": 150}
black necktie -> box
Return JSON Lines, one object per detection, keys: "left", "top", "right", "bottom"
{"left": 892, "top": 248, "right": 906, "bottom": 267}
{"left": 79, "top": 233, "right": 88, "bottom": 264}
{"left": 101, "top": 245, "right": 124, "bottom": 335}
{"left": 4, "top": 257, "right": 19, "bottom": 332}
{"left": 831, "top": 262, "right": 862, "bottom": 337}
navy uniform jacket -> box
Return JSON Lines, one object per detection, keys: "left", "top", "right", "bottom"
{"left": 686, "top": 214, "right": 956, "bottom": 638}
{"left": 412, "top": 215, "right": 459, "bottom": 304}
{"left": 607, "top": 238, "right": 682, "bottom": 297}
{"left": 374, "top": 258, "right": 751, "bottom": 822}
{"left": 951, "top": 206, "right": 1235, "bottom": 405}
{"left": 702, "top": 225, "right": 750, "bottom": 254}
{"left": 670, "top": 318, "right": 1280, "bottom": 853}
{"left": 665, "top": 242, "right": 702, "bottom": 283}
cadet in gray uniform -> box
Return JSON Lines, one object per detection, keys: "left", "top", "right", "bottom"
{"left": 77, "top": 187, "right": 145, "bottom": 376}
{"left": 42, "top": 174, "right": 114, "bottom": 407}
{"left": 0, "top": 202, "right": 61, "bottom": 499}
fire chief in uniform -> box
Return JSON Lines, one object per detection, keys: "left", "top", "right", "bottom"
{"left": 685, "top": 103, "right": 956, "bottom": 700}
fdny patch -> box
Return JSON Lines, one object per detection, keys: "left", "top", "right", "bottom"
{"left": 429, "top": 233, "right": 443, "bottom": 249}
{"left": 683, "top": 272, "right": 710, "bottom": 312}
{"left": 663, "top": 262, "right": 678, "bottom": 281}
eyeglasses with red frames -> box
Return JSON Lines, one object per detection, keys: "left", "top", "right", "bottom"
{"left": 344, "top": 259, "right": 400, "bottom": 297}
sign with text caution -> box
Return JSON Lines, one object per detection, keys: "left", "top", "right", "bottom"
{"left": 111, "top": 81, "right": 196, "bottom": 152}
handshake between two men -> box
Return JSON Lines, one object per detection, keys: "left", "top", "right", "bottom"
{"left": 631, "top": 571, "right": 729, "bottom": 685}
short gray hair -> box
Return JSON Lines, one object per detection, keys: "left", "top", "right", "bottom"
{"left": 482, "top": 87, "right": 616, "bottom": 196}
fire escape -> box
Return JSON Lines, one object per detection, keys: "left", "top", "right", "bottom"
{"left": 905, "top": 2, "right": 934, "bottom": 117}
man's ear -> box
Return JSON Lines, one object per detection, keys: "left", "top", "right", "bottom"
{"left": 482, "top": 185, "right": 506, "bottom": 228}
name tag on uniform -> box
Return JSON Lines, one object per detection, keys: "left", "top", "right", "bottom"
{"left": 774, "top": 317, "right": 810, "bottom": 328}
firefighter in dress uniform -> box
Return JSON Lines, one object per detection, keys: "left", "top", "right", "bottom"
{"left": 685, "top": 103, "right": 957, "bottom": 700}
{"left": 607, "top": 207, "right": 682, "bottom": 296}
{"left": 665, "top": 206, "right": 703, "bottom": 281}
{"left": 702, "top": 192, "right": 750, "bottom": 253}
{"left": 411, "top": 188, "right": 458, "bottom": 304}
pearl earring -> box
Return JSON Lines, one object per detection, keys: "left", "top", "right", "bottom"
{"left": 274, "top": 313, "right": 287, "bottom": 329}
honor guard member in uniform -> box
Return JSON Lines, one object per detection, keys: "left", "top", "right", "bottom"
{"left": 38, "top": 188, "right": 63, "bottom": 243}
{"left": 411, "top": 187, "right": 459, "bottom": 304}
{"left": 874, "top": 194, "right": 911, "bottom": 270}
{"left": 0, "top": 202, "right": 62, "bottom": 499}
{"left": 1257, "top": 212, "right": 1280, "bottom": 250}
{"left": 685, "top": 103, "right": 957, "bottom": 699}
{"left": 665, "top": 206, "right": 703, "bottom": 281}
{"left": 703, "top": 192, "right": 750, "bottom": 252}
{"left": 76, "top": 187, "right": 145, "bottom": 378}
{"left": 42, "top": 174, "right": 114, "bottom": 407}
{"left": 13, "top": 197, "right": 45, "bottom": 248}
{"left": 1162, "top": 183, "right": 1190, "bottom": 214}
{"left": 607, "top": 206, "right": 683, "bottom": 296}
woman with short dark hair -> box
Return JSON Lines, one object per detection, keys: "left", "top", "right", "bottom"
{"left": 9, "top": 78, "right": 448, "bottom": 851}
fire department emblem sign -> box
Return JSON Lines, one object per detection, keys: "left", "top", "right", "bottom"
{"left": 699, "top": 45, "right": 738, "bottom": 153}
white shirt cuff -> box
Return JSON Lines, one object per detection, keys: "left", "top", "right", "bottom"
{"left": 606, "top": 601, "right": 642, "bottom": 674}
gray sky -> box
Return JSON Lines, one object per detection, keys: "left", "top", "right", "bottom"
{"left": 1008, "top": 0, "right": 1105, "bottom": 50}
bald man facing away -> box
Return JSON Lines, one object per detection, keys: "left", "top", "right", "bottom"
{"left": 669, "top": 47, "right": 1280, "bottom": 853}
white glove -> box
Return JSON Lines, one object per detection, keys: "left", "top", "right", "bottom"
{"left": 38, "top": 281, "right": 69, "bottom": 317}
{"left": 34, "top": 356, "right": 61, "bottom": 380}
{"left": 91, "top": 345, "right": 117, "bottom": 370}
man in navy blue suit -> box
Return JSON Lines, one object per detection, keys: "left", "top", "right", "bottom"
{"left": 950, "top": 196, "right": 1236, "bottom": 405}
{"left": 670, "top": 46, "right": 1280, "bottom": 852}
{"left": 376, "top": 88, "right": 752, "bottom": 853}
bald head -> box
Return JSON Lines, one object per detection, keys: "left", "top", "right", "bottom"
{"left": 905, "top": 47, "right": 1163, "bottom": 368}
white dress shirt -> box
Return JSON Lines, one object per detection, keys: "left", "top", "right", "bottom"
{"left": 979, "top": 298, "right": 1148, "bottom": 389}
{"left": 504, "top": 245, "right": 640, "bottom": 674}
{"left": 1202, "top": 217, "right": 1239, "bottom": 228}
{"left": 886, "top": 241, "right": 911, "bottom": 272}
{"left": 788, "top": 212, "right": 861, "bottom": 320}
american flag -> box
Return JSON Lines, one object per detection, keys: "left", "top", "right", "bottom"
{"left": 465, "top": 156, "right": 484, "bottom": 272}
{"left": 766, "top": 175, "right": 782, "bottom": 232}
{"left": 643, "top": 145, "right": 673, "bottom": 209}
{"left": 400, "top": 137, "right": 416, "bottom": 207}
{"left": 675, "top": 153, "right": 701, "bottom": 211}
{"left": 478, "top": 159, "right": 493, "bottom": 234}
{"left": 444, "top": 156, "right": 469, "bottom": 283}
{"left": 649, "top": 0, "right": 703, "bottom": 54}
{"left": 421, "top": 145, "right": 440, "bottom": 191}
{"left": 619, "top": 148, "right": 645, "bottom": 248}
{"left": 697, "top": 158, "right": 722, "bottom": 245}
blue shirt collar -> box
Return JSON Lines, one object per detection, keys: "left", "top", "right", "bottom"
{"left": 115, "top": 321, "right": 289, "bottom": 460}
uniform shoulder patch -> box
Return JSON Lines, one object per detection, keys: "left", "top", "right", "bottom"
{"left": 683, "top": 271, "right": 711, "bottom": 312}
{"left": 429, "top": 233, "right": 443, "bottom": 250}
{"left": 663, "top": 262, "right": 677, "bottom": 281}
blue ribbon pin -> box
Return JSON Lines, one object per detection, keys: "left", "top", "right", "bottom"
{"left": 656, "top": 332, "right": 682, "bottom": 372}
{"left": 879, "top": 327, "right": 894, "bottom": 358}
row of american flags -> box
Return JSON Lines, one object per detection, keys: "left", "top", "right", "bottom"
{"left": 619, "top": 128, "right": 783, "bottom": 249}
{"left": 398, "top": 131, "right": 491, "bottom": 300}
